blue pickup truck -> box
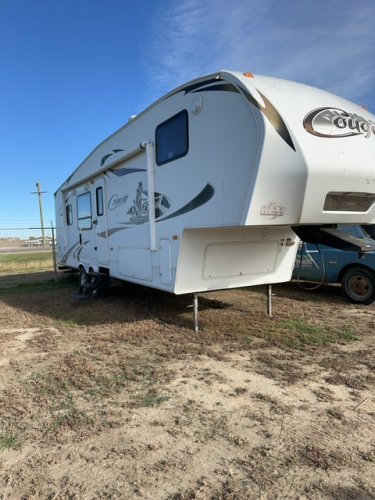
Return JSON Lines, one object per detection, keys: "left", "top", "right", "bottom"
{"left": 293, "top": 225, "right": 375, "bottom": 305}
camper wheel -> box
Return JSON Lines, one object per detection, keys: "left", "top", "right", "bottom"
{"left": 79, "top": 268, "right": 89, "bottom": 295}
{"left": 91, "top": 274, "right": 109, "bottom": 298}
{"left": 78, "top": 268, "right": 109, "bottom": 298}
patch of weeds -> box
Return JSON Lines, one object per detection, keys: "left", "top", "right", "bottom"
{"left": 31, "top": 371, "right": 70, "bottom": 397}
{"left": 234, "top": 450, "right": 277, "bottom": 490}
{"left": 360, "top": 449, "right": 375, "bottom": 462}
{"left": 279, "top": 318, "right": 332, "bottom": 346}
{"left": 282, "top": 337, "right": 302, "bottom": 348}
{"left": 300, "top": 444, "right": 348, "bottom": 470}
{"left": 325, "top": 373, "right": 368, "bottom": 390}
{"left": 241, "top": 333, "right": 253, "bottom": 341}
{"left": 97, "top": 372, "right": 128, "bottom": 395}
{"left": 51, "top": 408, "right": 94, "bottom": 431}
{"left": 97, "top": 419, "right": 120, "bottom": 430}
{"left": 301, "top": 444, "right": 331, "bottom": 469}
{"left": 234, "top": 387, "right": 248, "bottom": 396}
{"left": 0, "top": 433, "right": 23, "bottom": 450}
{"left": 53, "top": 312, "right": 101, "bottom": 326}
{"left": 326, "top": 407, "right": 344, "bottom": 420}
{"left": 132, "top": 388, "right": 169, "bottom": 408}
{"left": 338, "top": 325, "right": 361, "bottom": 341}
{"left": 255, "top": 352, "right": 305, "bottom": 385}
{"left": 183, "top": 401, "right": 193, "bottom": 414}
{"left": 27, "top": 331, "right": 58, "bottom": 352}
{"left": 31, "top": 352, "right": 98, "bottom": 397}
{"left": 316, "top": 484, "right": 375, "bottom": 500}
{"left": 169, "top": 478, "right": 247, "bottom": 500}
{"left": 252, "top": 392, "right": 292, "bottom": 414}
{"left": 352, "top": 349, "right": 375, "bottom": 370}
{"left": 133, "top": 366, "right": 152, "bottom": 379}
{"left": 312, "top": 386, "right": 335, "bottom": 402}
{"left": 217, "top": 479, "right": 251, "bottom": 499}
{"left": 275, "top": 318, "right": 361, "bottom": 348}
{"left": 49, "top": 397, "right": 74, "bottom": 413}
{"left": 168, "top": 488, "right": 196, "bottom": 499}
{"left": 52, "top": 317, "right": 79, "bottom": 327}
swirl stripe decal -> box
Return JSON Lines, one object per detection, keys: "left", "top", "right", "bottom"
{"left": 156, "top": 183, "right": 214, "bottom": 223}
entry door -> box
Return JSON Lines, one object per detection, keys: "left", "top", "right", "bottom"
{"left": 94, "top": 179, "right": 109, "bottom": 264}
{"left": 77, "top": 189, "right": 96, "bottom": 262}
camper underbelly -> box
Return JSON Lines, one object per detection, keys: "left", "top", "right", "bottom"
{"left": 174, "top": 227, "right": 298, "bottom": 294}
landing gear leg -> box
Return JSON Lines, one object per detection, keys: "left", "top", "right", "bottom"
{"left": 267, "top": 284, "right": 272, "bottom": 317}
{"left": 193, "top": 293, "right": 199, "bottom": 332}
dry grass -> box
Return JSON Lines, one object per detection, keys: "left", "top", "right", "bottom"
{"left": 0, "top": 275, "right": 375, "bottom": 498}
{"left": 0, "top": 251, "right": 54, "bottom": 275}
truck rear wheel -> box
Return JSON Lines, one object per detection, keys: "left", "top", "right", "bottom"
{"left": 341, "top": 267, "right": 375, "bottom": 305}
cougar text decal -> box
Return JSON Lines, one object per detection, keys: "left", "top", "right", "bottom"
{"left": 108, "top": 194, "right": 129, "bottom": 211}
{"left": 304, "top": 107, "right": 375, "bottom": 139}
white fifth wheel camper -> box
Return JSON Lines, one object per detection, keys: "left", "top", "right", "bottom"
{"left": 55, "top": 70, "right": 375, "bottom": 322}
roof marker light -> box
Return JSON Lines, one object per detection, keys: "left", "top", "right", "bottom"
{"left": 243, "top": 72, "right": 254, "bottom": 78}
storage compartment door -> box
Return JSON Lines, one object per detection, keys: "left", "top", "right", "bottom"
{"left": 159, "top": 239, "right": 172, "bottom": 285}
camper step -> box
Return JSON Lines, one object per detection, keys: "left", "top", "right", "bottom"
{"left": 71, "top": 293, "right": 90, "bottom": 300}
{"left": 80, "top": 282, "right": 98, "bottom": 290}
{"left": 86, "top": 271, "right": 108, "bottom": 278}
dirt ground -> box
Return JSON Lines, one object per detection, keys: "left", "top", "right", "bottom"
{"left": 0, "top": 276, "right": 375, "bottom": 499}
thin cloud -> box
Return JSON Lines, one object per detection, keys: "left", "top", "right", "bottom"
{"left": 144, "top": 0, "right": 375, "bottom": 108}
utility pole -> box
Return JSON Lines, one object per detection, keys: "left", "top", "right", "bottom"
{"left": 31, "top": 182, "right": 47, "bottom": 246}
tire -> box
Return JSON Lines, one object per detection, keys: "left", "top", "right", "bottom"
{"left": 91, "top": 275, "right": 108, "bottom": 299}
{"left": 79, "top": 268, "right": 88, "bottom": 286}
{"left": 79, "top": 268, "right": 89, "bottom": 295}
{"left": 91, "top": 286, "right": 106, "bottom": 299}
{"left": 341, "top": 267, "right": 375, "bottom": 305}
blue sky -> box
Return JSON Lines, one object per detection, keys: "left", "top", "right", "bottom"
{"left": 1, "top": 0, "right": 374, "bottom": 236}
